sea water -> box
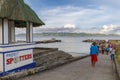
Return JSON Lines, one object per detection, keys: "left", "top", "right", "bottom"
{"left": 16, "top": 36, "right": 120, "bottom": 56}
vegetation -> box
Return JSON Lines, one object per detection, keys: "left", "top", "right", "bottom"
{"left": 110, "top": 40, "right": 120, "bottom": 64}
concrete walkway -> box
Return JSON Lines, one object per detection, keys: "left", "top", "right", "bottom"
{"left": 20, "top": 54, "right": 116, "bottom": 80}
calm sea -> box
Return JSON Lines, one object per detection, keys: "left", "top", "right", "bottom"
{"left": 16, "top": 36, "right": 120, "bottom": 56}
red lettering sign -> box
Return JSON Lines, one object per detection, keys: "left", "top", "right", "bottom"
{"left": 6, "top": 54, "right": 32, "bottom": 65}
{"left": 6, "top": 58, "right": 13, "bottom": 65}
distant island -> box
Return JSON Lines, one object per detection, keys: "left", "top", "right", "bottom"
{"left": 16, "top": 32, "right": 120, "bottom": 37}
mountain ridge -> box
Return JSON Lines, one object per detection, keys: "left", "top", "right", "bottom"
{"left": 16, "top": 32, "right": 120, "bottom": 37}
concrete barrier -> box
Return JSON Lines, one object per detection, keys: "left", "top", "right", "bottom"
{"left": 114, "top": 57, "right": 120, "bottom": 79}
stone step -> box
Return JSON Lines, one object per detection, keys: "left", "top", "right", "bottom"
{"left": 33, "top": 47, "right": 58, "bottom": 57}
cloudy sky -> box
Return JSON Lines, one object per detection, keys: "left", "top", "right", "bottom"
{"left": 24, "top": 0, "right": 120, "bottom": 34}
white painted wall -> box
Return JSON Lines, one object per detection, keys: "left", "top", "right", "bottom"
{"left": 0, "top": 54, "right": 3, "bottom": 72}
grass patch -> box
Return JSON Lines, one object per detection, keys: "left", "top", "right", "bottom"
{"left": 115, "top": 49, "right": 120, "bottom": 64}
{"left": 116, "top": 54, "right": 120, "bottom": 64}
{"left": 109, "top": 40, "right": 120, "bottom": 64}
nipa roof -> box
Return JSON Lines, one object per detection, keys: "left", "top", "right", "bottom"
{"left": 0, "top": 0, "right": 45, "bottom": 27}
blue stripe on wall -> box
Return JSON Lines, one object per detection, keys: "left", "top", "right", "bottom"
{"left": 0, "top": 43, "right": 35, "bottom": 48}
{"left": 0, "top": 48, "right": 33, "bottom": 53}
{"left": 0, "top": 62, "right": 36, "bottom": 76}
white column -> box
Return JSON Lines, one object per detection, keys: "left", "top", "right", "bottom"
{"left": 9, "top": 20, "right": 15, "bottom": 43}
{"left": 0, "top": 19, "right": 9, "bottom": 44}
{"left": 0, "top": 19, "right": 2, "bottom": 44}
{"left": 26, "top": 22, "right": 33, "bottom": 43}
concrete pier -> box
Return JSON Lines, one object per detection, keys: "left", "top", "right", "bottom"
{"left": 19, "top": 54, "right": 116, "bottom": 80}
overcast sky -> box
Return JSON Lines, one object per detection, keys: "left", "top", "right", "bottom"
{"left": 23, "top": 0, "right": 120, "bottom": 34}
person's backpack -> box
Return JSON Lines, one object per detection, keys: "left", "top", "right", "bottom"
{"left": 106, "top": 48, "right": 109, "bottom": 51}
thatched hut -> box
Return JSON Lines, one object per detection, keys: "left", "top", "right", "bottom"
{"left": 0, "top": 0, "right": 45, "bottom": 43}
{"left": 0, "top": 0, "right": 44, "bottom": 75}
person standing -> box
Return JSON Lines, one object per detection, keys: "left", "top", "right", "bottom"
{"left": 110, "top": 49, "right": 115, "bottom": 61}
{"left": 90, "top": 42, "right": 98, "bottom": 67}
{"left": 105, "top": 47, "right": 109, "bottom": 55}
{"left": 101, "top": 42, "right": 105, "bottom": 54}
{"left": 105, "top": 42, "right": 109, "bottom": 55}
{"left": 108, "top": 43, "right": 113, "bottom": 54}
{"left": 108, "top": 42, "right": 116, "bottom": 61}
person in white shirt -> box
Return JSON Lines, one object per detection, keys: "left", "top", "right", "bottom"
{"left": 110, "top": 49, "right": 115, "bottom": 61}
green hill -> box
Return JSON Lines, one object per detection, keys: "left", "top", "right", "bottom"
{"left": 16, "top": 32, "right": 120, "bottom": 37}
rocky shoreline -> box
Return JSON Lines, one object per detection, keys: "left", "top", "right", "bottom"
{"left": 83, "top": 39, "right": 105, "bottom": 43}
{"left": 0, "top": 47, "right": 89, "bottom": 80}
{"left": 35, "top": 39, "right": 61, "bottom": 44}
{"left": 17, "top": 38, "right": 61, "bottom": 44}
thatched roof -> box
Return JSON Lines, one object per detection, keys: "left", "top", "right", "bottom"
{"left": 0, "top": 0, "right": 45, "bottom": 27}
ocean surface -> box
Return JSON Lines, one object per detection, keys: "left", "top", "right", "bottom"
{"left": 16, "top": 36, "right": 120, "bottom": 56}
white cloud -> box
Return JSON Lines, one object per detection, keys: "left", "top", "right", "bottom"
{"left": 38, "top": 5, "right": 120, "bottom": 30}
{"left": 17, "top": 1, "right": 120, "bottom": 34}
{"left": 64, "top": 24, "right": 76, "bottom": 29}
{"left": 100, "top": 24, "right": 120, "bottom": 34}
{"left": 16, "top": 24, "right": 120, "bottom": 34}
{"left": 15, "top": 28, "right": 26, "bottom": 34}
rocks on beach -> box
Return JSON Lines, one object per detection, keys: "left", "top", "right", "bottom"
{"left": 35, "top": 39, "right": 61, "bottom": 44}
{"left": 82, "top": 39, "right": 106, "bottom": 43}
{"left": 35, "top": 38, "right": 61, "bottom": 44}
{"left": 83, "top": 39, "right": 120, "bottom": 43}
{"left": 17, "top": 38, "right": 61, "bottom": 44}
